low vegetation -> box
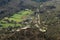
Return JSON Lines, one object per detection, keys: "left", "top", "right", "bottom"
{"left": 0, "top": 9, "right": 34, "bottom": 28}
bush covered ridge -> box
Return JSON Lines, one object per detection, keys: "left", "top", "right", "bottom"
{"left": 0, "top": 0, "right": 60, "bottom": 40}
{"left": 1, "top": 28, "right": 60, "bottom": 40}
{"left": 0, "top": 28, "right": 47, "bottom": 40}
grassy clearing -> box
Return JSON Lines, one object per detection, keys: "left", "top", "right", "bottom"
{"left": 9, "top": 10, "right": 33, "bottom": 22}
{"left": 0, "top": 10, "right": 34, "bottom": 28}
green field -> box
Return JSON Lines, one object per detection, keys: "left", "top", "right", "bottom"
{"left": 0, "top": 10, "right": 34, "bottom": 28}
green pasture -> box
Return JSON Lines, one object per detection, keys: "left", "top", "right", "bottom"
{"left": 0, "top": 10, "right": 34, "bottom": 28}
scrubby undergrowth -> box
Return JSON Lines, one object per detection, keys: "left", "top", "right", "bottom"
{"left": 0, "top": 28, "right": 60, "bottom": 40}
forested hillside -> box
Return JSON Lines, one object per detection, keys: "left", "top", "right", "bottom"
{"left": 0, "top": 0, "right": 60, "bottom": 40}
